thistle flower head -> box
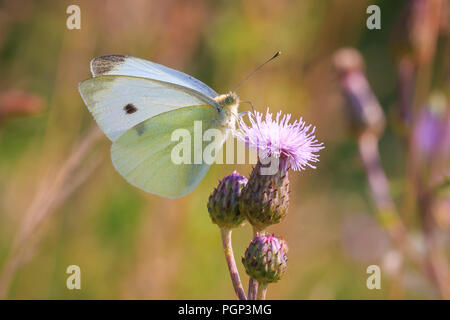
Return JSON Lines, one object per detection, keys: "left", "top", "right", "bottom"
{"left": 207, "top": 171, "right": 248, "bottom": 229}
{"left": 242, "top": 233, "right": 288, "bottom": 284}
{"left": 237, "top": 109, "right": 324, "bottom": 172}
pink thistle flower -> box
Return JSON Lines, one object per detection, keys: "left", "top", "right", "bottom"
{"left": 237, "top": 109, "right": 324, "bottom": 171}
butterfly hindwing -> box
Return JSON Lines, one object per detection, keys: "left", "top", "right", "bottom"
{"left": 111, "top": 105, "right": 226, "bottom": 198}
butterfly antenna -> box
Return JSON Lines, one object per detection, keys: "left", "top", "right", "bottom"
{"left": 233, "top": 51, "right": 281, "bottom": 93}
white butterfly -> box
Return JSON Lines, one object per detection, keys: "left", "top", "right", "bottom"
{"left": 79, "top": 55, "right": 240, "bottom": 198}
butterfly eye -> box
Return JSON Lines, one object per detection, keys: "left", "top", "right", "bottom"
{"left": 225, "top": 96, "right": 234, "bottom": 105}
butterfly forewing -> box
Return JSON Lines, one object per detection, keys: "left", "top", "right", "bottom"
{"left": 78, "top": 75, "right": 219, "bottom": 142}
{"left": 79, "top": 55, "right": 232, "bottom": 198}
{"left": 90, "top": 55, "right": 219, "bottom": 99}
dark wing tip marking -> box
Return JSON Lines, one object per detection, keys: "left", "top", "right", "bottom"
{"left": 124, "top": 103, "right": 138, "bottom": 114}
{"left": 91, "top": 55, "right": 127, "bottom": 76}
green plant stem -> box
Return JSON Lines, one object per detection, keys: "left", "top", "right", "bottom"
{"left": 257, "top": 283, "right": 268, "bottom": 300}
{"left": 220, "top": 228, "right": 247, "bottom": 300}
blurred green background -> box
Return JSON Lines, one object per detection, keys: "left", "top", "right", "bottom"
{"left": 0, "top": 0, "right": 448, "bottom": 299}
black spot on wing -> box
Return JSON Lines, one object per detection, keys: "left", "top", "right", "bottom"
{"left": 91, "top": 55, "right": 126, "bottom": 76}
{"left": 124, "top": 103, "right": 138, "bottom": 114}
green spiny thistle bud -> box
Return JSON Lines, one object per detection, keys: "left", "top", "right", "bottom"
{"left": 207, "top": 171, "right": 248, "bottom": 229}
{"left": 242, "top": 233, "right": 288, "bottom": 284}
{"left": 239, "top": 161, "right": 290, "bottom": 231}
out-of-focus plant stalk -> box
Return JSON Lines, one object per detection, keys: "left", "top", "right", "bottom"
{"left": 357, "top": 133, "right": 407, "bottom": 244}
{"left": 333, "top": 48, "right": 415, "bottom": 275}
{"left": 416, "top": 98, "right": 450, "bottom": 299}
{"left": 220, "top": 228, "right": 247, "bottom": 300}
{"left": 394, "top": 58, "right": 415, "bottom": 132}
{"left": 334, "top": 47, "right": 450, "bottom": 299}
{"left": 418, "top": 186, "right": 450, "bottom": 298}
{"left": 395, "top": 0, "right": 444, "bottom": 224}
{"left": 0, "top": 127, "right": 102, "bottom": 299}
{"left": 393, "top": 0, "right": 450, "bottom": 298}
{"left": 356, "top": 132, "right": 425, "bottom": 280}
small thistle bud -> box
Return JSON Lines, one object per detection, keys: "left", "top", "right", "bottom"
{"left": 242, "top": 233, "right": 288, "bottom": 284}
{"left": 207, "top": 171, "right": 248, "bottom": 229}
{"left": 240, "top": 161, "right": 290, "bottom": 231}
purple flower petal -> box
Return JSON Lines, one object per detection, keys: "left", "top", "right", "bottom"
{"left": 236, "top": 108, "right": 324, "bottom": 171}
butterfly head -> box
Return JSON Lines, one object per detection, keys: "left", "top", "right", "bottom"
{"left": 215, "top": 92, "right": 239, "bottom": 115}
{"left": 214, "top": 92, "right": 240, "bottom": 129}
{"left": 215, "top": 92, "right": 239, "bottom": 108}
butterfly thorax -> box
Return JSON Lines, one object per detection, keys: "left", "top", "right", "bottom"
{"left": 214, "top": 92, "right": 239, "bottom": 130}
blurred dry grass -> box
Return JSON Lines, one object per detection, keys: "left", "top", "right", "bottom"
{"left": 0, "top": 0, "right": 448, "bottom": 299}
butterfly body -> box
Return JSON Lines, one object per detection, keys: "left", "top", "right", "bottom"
{"left": 79, "top": 55, "right": 239, "bottom": 198}
{"left": 213, "top": 92, "right": 240, "bottom": 130}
